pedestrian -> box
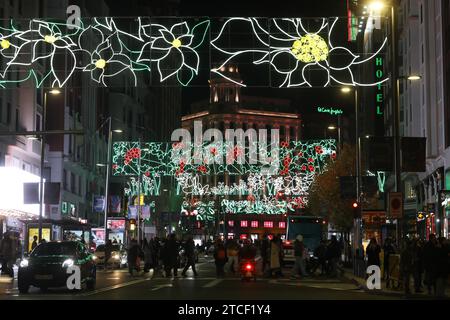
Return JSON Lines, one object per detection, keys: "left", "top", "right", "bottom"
{"left": 226, "top": 239, "right": 240, "bottom": 274}
{"left": 31, "top": 235, "right": 38, "bottom": 252}
{"left": 213, "top": 238, "right": 228, "bottom": 277}
{"left": 143, "top": 238, "right": 153, "bottom": 273}
{"left": 314, "top": 240, "right": 328, "bottom": 276}
{"left": 366, "top": 238, "right": 381, "bottom": 268}
{"left": 261, "top": 234, "right": 270, "bottom": 274}
{"left": 152, "top": 237, "right": 162, "bottom": 275}
{"left": 434, "top": 237, "right": 449, "bottom": 298}
{"left": 290, "top": 235, "right": 309, "bottom": 279}
{"left": 162, "top": 234, "right": 179, "bottom": 277}
{"left": 181, "top": 236, "right": 198, "bottom": 277}
{"left": 127, "top": 239, "right": 144, "bottom": 276}
{"left": 423, "top": 234, "right": 438, "bottom": 295}
{"left": 269, "top": 235, "right": 282, "bottom": 278}
{"left": 326, "top": 236, "right": 342, "bottom": 277}
{"left": 0, "top": 234, "right": 14, "bottom": 277}
{"left": 411, "top": 238, "right": 424, "bottom": 293}
{"left": 400, "top": 239, "right": 414, "bottom": 296}
{"left": 382, "top": 237, "right": 395, "bottom": 284}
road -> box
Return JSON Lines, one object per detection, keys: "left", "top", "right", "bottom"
{"left": 0, "top": 257, "right": 401, "bottom": 300}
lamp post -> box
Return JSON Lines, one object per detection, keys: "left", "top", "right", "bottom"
{"left": 38, "top": 88, "right": 61, "bottom": 242}
{"left": 96, "top": 117, "right": 122, "bottom": 245}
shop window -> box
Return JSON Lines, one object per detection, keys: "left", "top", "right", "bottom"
{"left": 240, "top": 220, "right": 248, "bottom": 227}
{"left": 279, "top": 221, "right": 286, "bottom": 229}
{"left": 228, "top": 220, "right": 234, "bottom": 227}
{"left": 251, "top": 221, "right": 258, "bottom": 228}
{"left": 264, "top": 221, "right": 273, "bottom": 228}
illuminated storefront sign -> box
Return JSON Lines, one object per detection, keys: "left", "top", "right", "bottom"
{"left": 317, "top": 107, "right": 344, "bottom": 115}
{"left": 375, "top": 57, "right": 384, "bottom": 116}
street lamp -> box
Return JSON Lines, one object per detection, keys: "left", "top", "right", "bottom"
{"left": 96, "top": 117, "right": 122, "bottom": 245}
{"left": 38, "top": 88, "right": 61, "bottom": 242}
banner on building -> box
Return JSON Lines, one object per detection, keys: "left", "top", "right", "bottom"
{"left": 141, "top": 205, "right": 151, "bottom": 220}
{"left": 93, "top": 196, "right": 105, "bottom": 213}
{"left": 128, "top": 205, "right": 138, "bottom": 219}
{"left": 109, "top": 196, "right": 121, "bottom": 213}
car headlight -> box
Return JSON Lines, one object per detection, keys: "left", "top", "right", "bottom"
{"left": 113, "top": 254, "right": 120, "bottom": 260}
{"left": 92, "top": 256, "right": 98, "bottom": 260}
{"left": 20, "top": 259, "right": 29, "bottom": 268}
{"left": 62, "top": 259, "right": 74, "bottom": 268}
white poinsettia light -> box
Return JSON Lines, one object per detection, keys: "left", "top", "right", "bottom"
{"left": 138, "top": 20, "right": 210, "bottom": 86}
{"left": 211, "top": 17, "right": 389, "bottom": 88}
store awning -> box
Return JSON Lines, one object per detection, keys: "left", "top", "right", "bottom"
{"left": 0, "top": 209, "right": 39, "bottom": 220}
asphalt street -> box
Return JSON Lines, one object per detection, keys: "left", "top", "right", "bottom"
{"left": 0, "top": 257, "right": 401, "bottom": 300}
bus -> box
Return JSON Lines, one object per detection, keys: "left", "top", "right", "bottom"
{"left": 283, "top": 216, "right": 326, "bottom": 263}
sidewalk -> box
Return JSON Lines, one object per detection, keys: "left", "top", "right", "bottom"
{"left": 342, "top": 268, "right": 450, "bottom": 299}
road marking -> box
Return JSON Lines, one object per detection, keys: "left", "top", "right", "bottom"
{"left": 203, "top": 279, "right": 223, "bottom": 288}
{"left": 151, "top": 284, "right": 173, "bottom": 291}
{"left": 80, "top": 277, "right": 151, "bottom": 297}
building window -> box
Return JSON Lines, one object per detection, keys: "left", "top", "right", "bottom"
{"left": 251, "top": 221, "right": 258, "bottom": 228}
{"left": 228, "top": 220, "right": 234, "bottom": 227}
{"left": 240, "top": 220, "right": 248, "bottom": 228}
{"left": 279, "top": 222, "right": 286, "bottom": 229}
{"left": 264, "top": 221, "right": 273, "bottom": 228}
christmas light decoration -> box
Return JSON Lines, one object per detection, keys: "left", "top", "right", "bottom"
{"left": 112, "top": 140, "right": 336, "bottom": 177}
{"left": 211, "top": 17, "right": 388, "bottom": 88}
{"left": 0, "top": 17, "right": 386, "bottom": 88}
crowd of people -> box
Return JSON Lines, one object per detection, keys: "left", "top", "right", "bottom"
{"left": 357, "top": 235, "right": 449, "bottom": 298}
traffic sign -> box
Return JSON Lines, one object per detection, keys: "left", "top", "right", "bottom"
{"left": 388, "top": 192, "right": 403, "bottom": 219}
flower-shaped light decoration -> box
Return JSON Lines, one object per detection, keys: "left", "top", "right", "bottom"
{"left": 9, "top": 19, "right": 81, "bottom": 87}
{"left": 211, "top": 17, "right": 389, "bottom": 88}
{"left": 74, "top": 19, "right": 150, "bottom": 87}
{"left": 138, "top": 20, "right": 210, "bottom": 86}
{"left": 0, "top": 25, "right": 24, "bottom": 85}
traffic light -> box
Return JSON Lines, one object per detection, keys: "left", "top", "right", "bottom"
{"left": 352, "top": 201, "right": 361, "bottom": 218}
{"left": 129, "top": 219, "right": 136, "bottom": 231}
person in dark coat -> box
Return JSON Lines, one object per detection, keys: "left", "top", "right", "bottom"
{"left": 314, "top": 240, "right": 328, "bottom": 275}
{"left": 162, "top": 234, "right": 179, "bottom": 277}
{"left": 411, "top": 238, "right": 424, "bottom": 293}
{"left": 434, "top": 237, "right": 449, "bottom": 298}
{"left": 366, "top": 238, "right": 381, "bottom": 267}
{"left": 327, "top": 236, "right": 342, "bottom": 277}
{"left": 382, "top": 237, "right": 395, "bottom": 283}
{"left": 31, "top": 236, "right": 38, "bottom": 252}
{"left": 127, "top": 239, "right": 144, "bottom": 275}
{"left": 400, "top": 239, "right": 414, "bottom": 296}
{"left": 261, "top": 234, "right": 270, "bottom": 273}
{"left": 213, "top": 238, "right": 228, "bottom": 277}
{"left": 422, "top": 234, "right": 438, "bottom": 295}
{"left": 181, "top": 236, "right": 198, "bottom": 277}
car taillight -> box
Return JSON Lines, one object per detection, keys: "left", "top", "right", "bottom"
{"left": 245, "top": 264, "right": 253, "bottom": 271}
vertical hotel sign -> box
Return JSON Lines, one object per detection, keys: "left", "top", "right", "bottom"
{"left": 375, "top": 57, "right": 384, "bottom": 116}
